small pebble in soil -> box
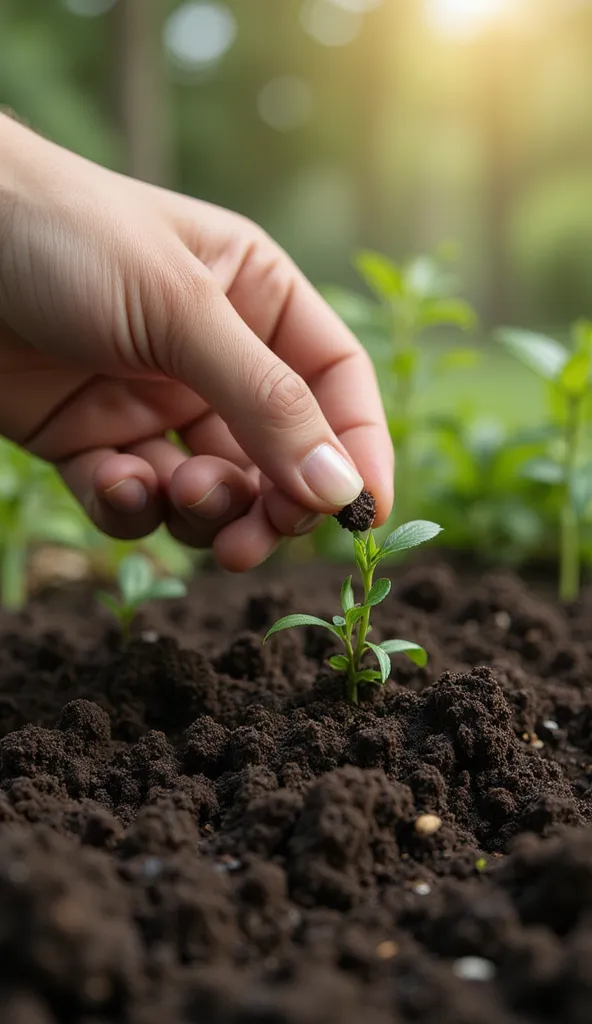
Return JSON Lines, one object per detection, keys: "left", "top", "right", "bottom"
{"left": 494, "top": 610, "right": 511, "bottom": 630}
{"left": 334, "top": 489, "right": 376, "bottom": 532}
{"left": 543, "top": 719, "right": 559, "bottom": 732}
{"left": 214, "top": 856, "right": 242, "bottom": 873}
{"left": 412, "top": 881, "right": 431, "bottom": 896}
{"left": 6, "top": 861, "right": 30, "bottom": 884}
{"left": 452, "top": 957, "right": 497, "bottom": 982}
{"left": 414, "top": 814, "right": 442, "bottom": 836}
{"left": 141, "top": 630, "right": 159, "bottom": 643}
{"left": 376, "top": 940, "right": 399, "bottom": 960}
{"left": 141, "top": 856, "right": 164, "bottom": 879}
{"left": 531, "top": 738, "right": 544, "bottom": 750}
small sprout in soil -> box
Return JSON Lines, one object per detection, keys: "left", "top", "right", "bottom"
{"left": 452, "top": 957, "right": 497, "bottom": 982}
{"left": 264, "top": 502, "right": 442, "bottom": 703}
{"left": 475, "top": 857, "right": 487, "bottom": 873}
{"left": 414, "top": 814, "right": 442, "bottom": 836}
{"left": 376, "top": 940, "right": 399, "bottom": 960}
{"left": 96, "top": 553, "right": 187, "bottom": 639}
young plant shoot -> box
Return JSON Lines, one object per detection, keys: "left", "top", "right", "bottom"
{"left": 264, "top": 492, "right": 442, "bottom": 703}
{"left": 97, "top": 553, "right": 187, "bottom": 638}
{"left": 497, "top": 321, "right": 592, "bottom": 601}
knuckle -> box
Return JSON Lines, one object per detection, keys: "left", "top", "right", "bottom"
{"left": 253, "top": 361, "right": 316, "bottom": 425}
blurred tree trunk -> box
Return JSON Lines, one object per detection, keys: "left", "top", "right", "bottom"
{"left": 115, "top": 0, "right": 172, "bottom": 186}
{"left": 350, "top": 0, "right": 410, "bottom": 251}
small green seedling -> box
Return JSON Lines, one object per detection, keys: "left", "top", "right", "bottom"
{"left": 264, "top": 506, "right": 442, "bottom": 703}
{"left": 97, "top": 553, "right": 187, "bottom": 638}
{"left": 497, "top": 321, "right": 592, "bottom": 600}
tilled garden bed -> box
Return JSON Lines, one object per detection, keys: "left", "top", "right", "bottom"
{"left": 0, "top": 562, "right": 590, "bottom": 1023}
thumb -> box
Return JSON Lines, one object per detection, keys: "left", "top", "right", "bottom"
{"left": 167, "top": 269, "right": 364, "bottom": 513}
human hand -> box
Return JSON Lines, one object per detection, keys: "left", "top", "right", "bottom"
{"left": 0, "top": 114, "right": 393, "bottom": 570}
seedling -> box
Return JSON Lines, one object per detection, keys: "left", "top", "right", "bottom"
{"left": 497, "top": 321, "right": 592, "bottom": 600}
{"left": 97, "top": 553, "right": 187, "bottom": 638}
{"left": 264, "top": 494, "right": 442, "bottom": 703}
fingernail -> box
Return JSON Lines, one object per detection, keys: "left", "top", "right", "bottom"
{"left": 103, "top": 478, "right": 147, "bottom": 513}
{"left": 188, "top": 482, "right": 231, "bottom": 520}
{"left": 293, "top": 512, "right": 325, "bottom": 537}
{"left": 301, "top": 444, "right": 363, "bottom": 507}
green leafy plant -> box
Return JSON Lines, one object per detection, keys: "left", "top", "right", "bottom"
{"left": 264, "top": 520, "right": 442, "bottom": 704}
{"left": 0, "top": 439, "right": 90, "bottom": 610}
{"left": 497, "top": 321, "right": 592, "bottom": 599}
{"left": 97, "top": 553, "right": 187, "bottom": 638}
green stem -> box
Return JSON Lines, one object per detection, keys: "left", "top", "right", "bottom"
{"left": 559, "top": 397, "right": 582, "bottom": 602}
{"left": 1, "top": 541, "right": 27, "bottom": 612}
{"left": 353, "top": 563, "right": 374, "bottom": 673}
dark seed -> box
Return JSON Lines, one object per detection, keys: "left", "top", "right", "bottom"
{"left": 334, "top": 490, "right": 376, "bottom": 532}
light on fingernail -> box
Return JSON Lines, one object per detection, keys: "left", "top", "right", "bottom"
{"left": 103, "top": 478, "right": 148, "bottom": 513}
{"left": 301, "top": 444, "right": 363, "bottom": 507}
{"left": 188, "top": 482, "right": 231, "bottom": 519}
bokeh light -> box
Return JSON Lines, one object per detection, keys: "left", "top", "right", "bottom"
{"left": 62, "top": 0, "right": 117, "bottom": 16}
{"left": 426, "top": 0, "right": 511, "bottom": 39}
{"left": 300, "top": 0, "right": 363, "bottom": 47}
{"left": 257, "top": 76, "right": 313, "bottom": 132}
{"left": 164, "top": 2, "right": 237, "bottom": 70}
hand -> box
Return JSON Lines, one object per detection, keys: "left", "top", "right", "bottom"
{"left": 0, "top": 114, "right": 393, "bottom": 570}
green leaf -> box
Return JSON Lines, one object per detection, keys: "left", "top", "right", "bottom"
{"left": 148, "top": 578, "right": 188, "bottom": 601}
{"left": 435, "top": 348, "right": 481, "bottom": 373}
{"left": 320, "top": 286, "right": 384, "bottom": 330}
{"left": 570, "top": 463, "right": 592, "bottom": 517}
{"left": 357, "top": 669, "right": 383, "bottom": 684}
{"left": 118, "top": 554, "right": 154, "bottom": 607}
{"left": 379, "top": 639, "right": 428, "bottom": 667}
{"left": 341, "top": 575, "right": 355, "bottom": 613}
{"left": 332, "top": 615, "right": 346, "bottom": 627}
{"left": 263, "top": 615, "right": 342, "bottom": 643}
{"left": 366, "top": 531, "right": 379, "bottom": 561}
{"left": 521, "top": 458, "right": 564, "bottom": 486}
{"left": 97, "top": 592, "right": 122, "bottom": 619}
{"left": 572, "top": 318, "right": 592, "bottom": 356}
{"left": 417, "top": 298, "right": 477, "bottom": 332}
{"left": 496, "top": 328, "right": 568, "bottom": 382}
{"left": 354, "top": 250, "right": 403, "bottom": 303}
{"left": 345, "top": 605, "right": 367, "bottom": 628}
{"left": 365, "top": 641, "right": 391, "bottom": 684}
{"left": 392, "top": 349, "right": 419, "bottom": 380}
{"left": 328, "top": 654, "right": 350, "bottom": 672}
{"left": 560, "top": 351, "right": 591, "bottom": 397}
{"left": 380, "top": 520, "right": 443, "bottom": 558}
{"left": 353, "top": 535, "right": 367, "bottom": 571}
{"left": 366, "top": 578, "right": 392, "bottom": 606}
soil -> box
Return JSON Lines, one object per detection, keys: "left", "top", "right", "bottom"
{"left": 0, "top": 560, "right": 591, "bottom": 1024}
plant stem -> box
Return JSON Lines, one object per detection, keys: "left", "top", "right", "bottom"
{"left": 353, "top": 562, "right": 374, "bottom": 674}
{"left": 559, "top": 396, "right": 582, "bottom": 602}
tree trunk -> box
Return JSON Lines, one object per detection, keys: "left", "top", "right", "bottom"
{"left": 115, "top": 0, "right": 172, "bottom": 186}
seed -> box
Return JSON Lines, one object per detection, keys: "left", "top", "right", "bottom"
{"left": 452, "top": 956, "right": 497, "bottom": 982}
{"left": 414, "top": 814, "right": 442, "bottom": 836}
{"left": 542, "top": 719, "right": 559, "bottom": 732}
{"left": 412, "top": 881, "right": 431, "bottom": 896}
{"left": 141, "top": 856, "right": 164, "bottom": 879}
{"left": 141, "top": 630, "right": 159, "bottom": 643}
{"left": 376, "top": 940, "right": 399, "bottom": 959}
{"left": 531, "top": 738, "right": 544, "bottom": 750}
{"left": 334, "top": 490, "right": 376, "bottom": 532}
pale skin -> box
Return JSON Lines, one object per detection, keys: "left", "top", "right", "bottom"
{"left": 0, "top": 113, "right": 394, "bottom": 571}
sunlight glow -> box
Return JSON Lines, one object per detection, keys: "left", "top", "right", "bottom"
{"left": 426, "top": 0, "right": 511, "bottom": 39}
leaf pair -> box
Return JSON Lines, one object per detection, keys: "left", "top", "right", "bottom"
{"left": 97, "top": 554, "right": 187, "bottom": 635}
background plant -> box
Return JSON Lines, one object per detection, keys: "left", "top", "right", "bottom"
{"left": 497, "top": 321, "right": 592, "bottom": 599}
{"left": 323, "top": 245, "right": 477, "bottom": 524}
{"left": 265, "top": 520, "right": 441, "bottom": 704}
{"left": 97, "top": 553, "right": 187, "bottom": 639}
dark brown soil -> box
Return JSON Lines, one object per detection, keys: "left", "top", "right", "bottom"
{"left": 0, "top": 561, "right": 591, "bottom": 1023}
